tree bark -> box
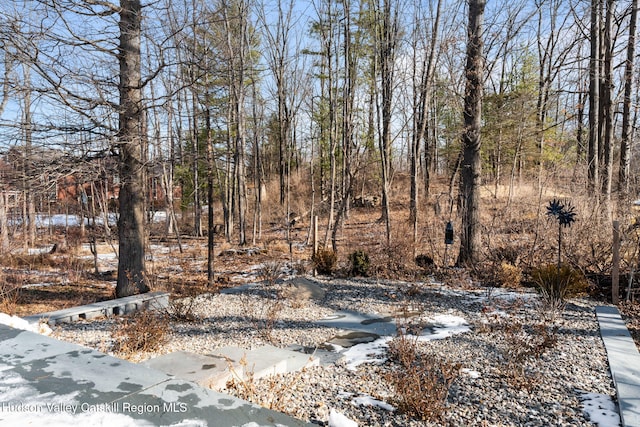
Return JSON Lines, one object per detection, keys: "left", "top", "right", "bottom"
{"left": 378, "top": 0, "right": 398, "bottom": 244}
{"left": 588, "top": 0, "right": 601, "bottom": 193}
{"left": 457, "top": 0, "right": 485, "bottom": 266}
{"left": 116, "top": 0, "right": 149, "bottom": 297}
{"left": 619, "top": 0, "right": 638, "bottom": 195}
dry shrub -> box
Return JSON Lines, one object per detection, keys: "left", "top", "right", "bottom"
{"left": 503, "top": 322, "right": 558, "bottom": 390}
{"left": 370, "top": 226, "right": 416, "bottom": 279}
{"left": 10, "top": 253, "right": 57, "bottom": 269}
{"left": 497, "top": 263, "right": 522, "bottom": 288}
{"left": 56, "top": 256, "right": 93, "bottom": 281}
{"left": 531, "top": 264, "right": 590, "bottom": 313}
{"left": 111, "top": 309, "right": 170, "bottom": 356}
{"left": 166, "top": 282, "right": 205, "bottom": 322}
{"left": 312, "top": 248, "right": 337, "bottom": 275}
{"left": 490, "top": 245, "right": 521, "bottom": 265}
{"left": 258, "top": 261, "right": 283, "bottom": 286}
{"left": 477, "top": 317, "right": 557, "bottom": 391}
{"left": 0, "top": 273, "right": 23, "bottom": 314}
{"left": 386, "top": 328, "right": 460, "bottom": 421}
{"left": 237, "top": 293, "right": 284, "bottom": 342}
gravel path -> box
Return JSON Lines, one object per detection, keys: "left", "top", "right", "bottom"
{"left": 52, "top": 277, "right": 617, "bottom": 426}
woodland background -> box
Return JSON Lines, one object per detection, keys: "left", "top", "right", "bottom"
{"left": 0, "top": 0, "right": 638, "bottom": 298}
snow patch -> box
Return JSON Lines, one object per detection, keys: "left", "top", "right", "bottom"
{"left": 578, "top": 391, "right": 620, "bottom": 427}
{"left": 328, "top": 409, "right": 358, "bottom": 427}
{"left": 0, "top": 312, "right": 52, "bottom": 335}
{"left": 352, "top": 395, "right": 395, "bottom": 412}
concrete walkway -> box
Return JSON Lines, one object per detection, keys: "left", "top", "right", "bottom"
{"left": 0, "top": 324, "right": 312, "bottom": 426}
{"left": 597, "top": 305, "right": 640, "bottom": 427}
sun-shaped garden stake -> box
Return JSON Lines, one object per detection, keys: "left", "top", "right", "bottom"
{"left": 545, "top": 198, "right": 577, "bottom": 271}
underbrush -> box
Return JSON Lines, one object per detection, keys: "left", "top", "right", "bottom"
{"left": 475, "top": 315, "right": 558, "bottom": 391}
{"left": 111, "top": 308, "right": 170, "bottom": 356}
{"left": 386, "top": 326, "right": 461, "bottom": 421}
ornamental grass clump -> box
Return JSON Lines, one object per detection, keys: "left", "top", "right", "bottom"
{"left": 535, "top": 199, "right": 579, "bottom": 312}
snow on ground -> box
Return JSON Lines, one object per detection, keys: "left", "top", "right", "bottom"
{"left": 352, "top": 395, "right": 395, "bottom": 412}
{"left": 0, "top": 313, "right": 52, "bottom": 336}
{"left": 579, "top": 391, "right": 621, "bottom": 427}
{"left": 342, "top": 314, "right": 470, "bottom": 371}
{"left": 328, "top": 409, "right": 358, "bottom": 427}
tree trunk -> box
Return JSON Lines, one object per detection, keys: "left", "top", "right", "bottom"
{"left": 206, "top": 105, "right": 215, "bottom": 286}
{"left": 601, "top": 0, "right": 614, "bottom": 213}
{"left": 378, "top": 0, "right": 398, "bottom": 245}
{"left": 0, "top": 192, "right": 7, "bottom": 251}
{"left": 457, "top": 0, "right": 485, "bottom": 266}
{"left": 411, "top": 0, "right": 442, "bottom": 249}
{"left": 619, "top": 0, "right": 638, "bottom": 195}
{"left": 588, "top": 0, "right": 601, "bottom": 193}
{"left": 116, "top": 0, "right": 149, "bottom": 297}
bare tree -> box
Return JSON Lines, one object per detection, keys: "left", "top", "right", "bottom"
{"left": 619, "top": 0, "right": 638, "bottom": 195}
{"left": 410, "top": 0, "right": 442, "bottom": 251}
{"left": 588, "top": 0, "right": 601, "bottom": 193}
{"left": 376, "top": 0, "right": 399, "bottom": 244}
{"left": 116, "top": 0, "right": 150, "bottom": 296}
{"left": 457, "top": 0, "right": 485, "bottom": 266}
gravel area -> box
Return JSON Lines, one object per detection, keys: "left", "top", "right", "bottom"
{"left": 52, "top": 277, "right": 617, "bottom": 426}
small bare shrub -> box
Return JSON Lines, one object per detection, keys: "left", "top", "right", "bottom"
{"left": 490, "top": 245, "right": 520, "bottom": 265}
{"left": 0, "top": 276, "right": 22, "bottom": 315}
{"left": 165, "top": 282, "right": 205, "bottom": 322}
{"left": 386, "top": 337, "right": 460, "bottom": 421}
{"left": 386, "top": 326, "right": 460, "bottom": 421}
{"left": 258, "top": 261, "right": 283, "bottom": 286}
{"left": 476, "top": 317, "right": 558, "bottom": 391}
{"left": 289, "top": 260, "right": 309, "bottom": 275}
{"left": 502, "top": 322, "right": 558, "bottom": 390}
{"left": 111, "top": 309, "right": 170, "bottom": 356}
{"left": 237, "top": 293, "right": 283, "bottom": 343}
{"left": 312, "top": 248, "right": 336, "bottom": 275}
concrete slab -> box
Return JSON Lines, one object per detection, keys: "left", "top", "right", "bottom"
{"left": 0, "top": 325, "right": 87, "bottom": 365}
{"left": 0, "top": 324, "right": 312, "bottom": 426}
{"left": 210, "top": 345, "right": 319, "bottom": 382}
{"left": 23, "top": 292, "right": 170, "bottom": 326}
{"left": 282, "top": 277, "right": 326, "bottom": 301}
{"left": 597, "top": 305, "right": 640, "bottom": 427}
{"left": 211, "top": 346, "right": 288, "bottom": 381}
{"left": 317, "top": 309, "right": 397, "bottom": 337}
{"left": 251, "top": 344, "right": 319, "bottom": 373}
{"left": 285, "top": 344, "right": 344, "bottom": 367}
{"left": 142, "top": 351, "right": 239, "bottom": 391}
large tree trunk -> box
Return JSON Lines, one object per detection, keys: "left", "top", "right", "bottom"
{"left": 457, "top": 0, "right": 485, "bottom": 266}
{"left": 116, "top": 0, "right": 149, "bottom": 297}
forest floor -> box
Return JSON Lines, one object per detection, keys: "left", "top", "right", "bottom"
{"left": 2, "top": 188, "right": 640, "bottom": 425}
{"left": 3, "top": 194, "right": 640, "bottom": 350}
